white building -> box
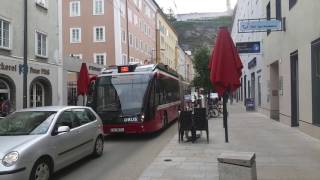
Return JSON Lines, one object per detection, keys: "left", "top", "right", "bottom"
{"left": 0, "top": 0, "right": 63, "bottom": 114}
{"left": 233, "top": 0, "right": 320, "bottom": 140}
{"left": 231, "top": 0, "right": 265, "bottom": 109}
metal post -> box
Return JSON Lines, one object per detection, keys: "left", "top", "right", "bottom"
{"left": 223, "top": 91, "right": 229, "bottom": 143}
{"left": 125, "top": 0, "right": 130, "bottom": 64}
{"left": 23, "top": 0, "right": 28, "bottom": 108}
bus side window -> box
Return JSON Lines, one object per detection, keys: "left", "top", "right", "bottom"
{"left": 87, "top": 80, "right": 96, "bottom": 107}
{"left": 154, "top": 80, "right": 159, "bottom": 106}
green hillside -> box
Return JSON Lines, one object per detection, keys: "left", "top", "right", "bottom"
{"left": 172, "top": 16, "right": 233, "bottom": 53}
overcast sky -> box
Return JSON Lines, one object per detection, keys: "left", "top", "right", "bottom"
{"left": 155, "top": 0, "right": 237, "bottom": 14}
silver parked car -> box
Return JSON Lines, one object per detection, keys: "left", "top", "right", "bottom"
{"left": 0, "top": 106, "right": 104, "bottom": 180}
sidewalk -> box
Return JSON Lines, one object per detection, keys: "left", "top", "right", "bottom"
{"left": 139, "top": 103, "right": 320, "bottom": 180}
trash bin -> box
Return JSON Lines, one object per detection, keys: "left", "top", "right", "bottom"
{"left": 245, "top": 98, "right": 255, "bottom": 111}
{"left": 217, "top": 152, "right": 257, "bottom": 180}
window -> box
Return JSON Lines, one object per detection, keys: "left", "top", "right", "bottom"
{"left": 94, "top": 26, "right": 105, "bottom": 42}
{"left": 121, "top": 30, "right": 126, "bottom": 43}
{"left": 266, "top": 2, "right": 271, "bottom": 35}
{"left": 134, "top": 14, "right": 138, "bottom": 25}
{"left": 35, "top": 0, "right": 48, "bottom": 9}
{"left": 94, "top": 53, "right": 106, "bottom": 65}
{"left": 56, "top": 110, "right": 76, "bottom": 129}
{"left": 35, "top": 31, "right": 47, "bottom": 57}
{"left": 0, "top": 19, "right": 10, "bottom": 49}
{"left": 70, "top": 28, "right": 81, "bottom": 43}
{"left": 129, "top": 57, "right": 134, "bottom": 62}
{"left": 73, "top": 109, "right": 95, "bottom": 125}
{"left": 129, "top": 33, "right": 133, "bottom": 46}
{"left": 135, "top": 37, "right": 139, "bottom": 48}
{"left": 276, "top": 0, "right": 282, "bottom": 20}
{"left": 289, "top": 0, "right": 297, "bottom": 10}
{"left": 93, "top": 0, "right": 104, "bottom": 15}
{"left": 70, "top": 1, "right": 80, "bottom": 17}
{"left": 120, "top": 1, "right": 126, "bottom": 17}
{"left": 134, "top": 36, "right": 138, "bottom": 49}
{"left": 122, "top": 54, "right": 127, "bottom": 64}
{"left": 128, "top": 9, "right": 133, "bottom": 23}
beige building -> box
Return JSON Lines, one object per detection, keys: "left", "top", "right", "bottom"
{"left": 62, "top": 0, "right": 157, "bottom": 66}
{"left": 233, "top": 0, "right": 320, "bottom": 140}
{"left": 155, "top": 7, "right": 179, "bottom": 71}
{"left": 261, "top": 0, "right": 320, "bottom": 139}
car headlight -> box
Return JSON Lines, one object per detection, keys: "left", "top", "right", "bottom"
{"left": 2, "top": 151, "right": 19, "bottom": 167}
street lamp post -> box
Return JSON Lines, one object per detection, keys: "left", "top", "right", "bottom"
{"left": 23, "top": 0, "right": 28, "bottom": 108}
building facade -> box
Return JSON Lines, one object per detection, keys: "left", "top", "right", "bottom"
{"left": 233, "top": 0, "right": 320, "bottom": 139}
{"left": 177, "top": 47, "right": 194, "bottom": 83}
{"left": 231, "top": 0, "right": 265, "bottom": 109}
{"left": 262, "top": 0, "right": 320, "bottom": 139}
{"left": 62, "top": 0, "right": 157, "bottom": 66}
{"left": 0, "top": 0, "right": 62, "bottom": 114}
{"left": 156, "top": 9, "right": 179, "bottom": 71}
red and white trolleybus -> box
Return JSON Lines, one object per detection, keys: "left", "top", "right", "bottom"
{"left": 88, "top": 64, "right": 181, "bottom": 134}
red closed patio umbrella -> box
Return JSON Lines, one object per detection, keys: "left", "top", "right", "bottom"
{"left": 77, "top": 63, "right": 89, "bottom": 105}
{"left": 209, "top": 27, "right": 243, "bottom": 142}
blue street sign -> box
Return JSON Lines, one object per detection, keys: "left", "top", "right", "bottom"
{"left": 236, "top": 42, "right": 260, "bottom": 54}
{"left": 238, "top": 18, "right": 282, "bottom": 33}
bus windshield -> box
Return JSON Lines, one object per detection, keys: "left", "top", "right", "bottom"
{"left": 95, "top": 74, "right": 151, "bottom": 115}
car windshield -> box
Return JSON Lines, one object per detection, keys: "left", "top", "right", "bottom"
{"left": 96, "top": 74, "right": 151, "bottom": 115}
{"left": 0, "top": 111, "right": 57, "bottom": 136}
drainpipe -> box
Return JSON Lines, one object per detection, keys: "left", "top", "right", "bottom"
{"left": 125, "top": 0, "right": 130, "bottom": 64}
{"left": 23, "top": 0, "right": 28, "bottom": 108}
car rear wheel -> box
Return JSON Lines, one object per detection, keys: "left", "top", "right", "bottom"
{"left": 92, "top": 136, "right": 104, "bottom": 157}
{"left": 30, "top": 158, "right": 51, "bottom": 180}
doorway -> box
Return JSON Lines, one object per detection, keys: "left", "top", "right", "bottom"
{"left": 270, "top": 61, "right": 280, "bottom": 120}
{"left": 258, "top": 75, "right": 261, "bottom": 107}
{"left": 251, "top": 72, "right": 256, "bottom": 100}
{"left": 290, "top": 51, "right": 299, "bottom": 127}
{"left": 311, "top": 39, "right": 320, "bottom": 125}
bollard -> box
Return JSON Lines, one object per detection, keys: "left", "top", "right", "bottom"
{"left": 217, "top": 152, "right": 257, "bottom": 180}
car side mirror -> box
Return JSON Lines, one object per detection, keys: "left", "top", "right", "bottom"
{"left": 57, "top": 126, "right": 70, "bottom": 134}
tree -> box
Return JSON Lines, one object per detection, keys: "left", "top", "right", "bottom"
{"left": 191, "top": 47, "right": 213, "bottom": 92}
{"left": 165, "top": 8, "right": 177, "bottom": 23}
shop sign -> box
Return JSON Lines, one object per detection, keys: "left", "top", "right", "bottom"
{"left": 236, "top": 42, "right": 260, "bottom": 54}
{"left": 29, "top": 67, "right": 50, "bottom": 75}
{"left": 0, "top": 63, "right": 17, "bottom": 72}
{"left": 238, "top": 18, "right": 282, "bottom": 33}
{"left": 248, "top": 57, "right": 257, "bottom": 69}
{"left": 89, "top": 66, "right": 102, "bottom": 72}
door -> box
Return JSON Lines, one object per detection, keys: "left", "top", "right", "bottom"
{"left": 270, "top": 61, "right": 280, "bottom": 120}
{"left": 291, "top": 51, "right": 299, "bottom": 127}
{"left": 251, "top": 72, "right": 256, "bottom": 101}
{"left": 311, "top": 40, "right": 320, "bottom": 125}
{"left": 258, "top": 76, "right": 262, "bottom": 107}
{"left": 30, "top": 82, "right": 44, "bottom": 107}
{"left": 52, "top": 110, "right": 82, "bottom": 168}
{"left": 72, "top": 108, "right": 98, "bottom": 155}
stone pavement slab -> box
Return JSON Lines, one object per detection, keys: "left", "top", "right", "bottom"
{"left": 139, "top": 103, "right": 320, "bottom": 180}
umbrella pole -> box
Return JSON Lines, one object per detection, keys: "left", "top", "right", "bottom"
{"left": 223, "top": 91, "right": 229, "bottom": 143}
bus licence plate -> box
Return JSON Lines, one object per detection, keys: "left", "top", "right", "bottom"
{"left": 110, "top": 128, "right": 124, "bottom": 133}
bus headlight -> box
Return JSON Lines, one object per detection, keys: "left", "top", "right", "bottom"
{"left": 140, "top": 114, "right": 145, "bottom": 122}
